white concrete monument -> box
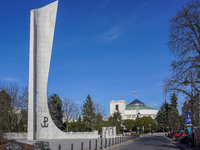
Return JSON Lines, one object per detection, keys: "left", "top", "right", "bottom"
{"left": 27, "top": 1, "right": 98, "bottom": 140}
{"left": 102, "top": 127, "right": 116, "bottom": 138}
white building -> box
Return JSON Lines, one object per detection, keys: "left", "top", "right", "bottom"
{"left": 110, "top": 99, "right": 159, "bottom": 120}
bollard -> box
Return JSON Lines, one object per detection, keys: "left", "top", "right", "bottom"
{"left": 100, "top": 138, "right": 103, "bottom": 149}
{"left": 95, "top": 139, "right": 97, "bottom": 150}
{"left": 89, "top": 140, "right": 91, "bottom": 150}
{"left": 112, "top": 138, "right": 114, "bottom": 146}
{"left": 115, "top": 137, "right": 116, "bottom": 145}
{"left": 58, "top": 144, "right": 61, "bottom": 150}
{"left": 71, "top": 143, "right": 73, "bottom": 150}
{"left": 81, "top": 142, "right": 83, "bottom": 150}
{"left": 105, "top": 138, "right": 107, "bottom": 148}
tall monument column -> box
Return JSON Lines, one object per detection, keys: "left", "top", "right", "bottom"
{"left": 28, "top": 1, "right": 58, "bottom": 140}
{"left": 27, "top": 0, "right": 98, "bottom": 140}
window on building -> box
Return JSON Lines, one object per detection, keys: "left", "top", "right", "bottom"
{"left": 115, "top": 105, "right": 119, "bottom": 110}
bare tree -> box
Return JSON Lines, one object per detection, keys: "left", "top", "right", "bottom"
{"left": 94, "top": 101, "right": 106, "bottom": 117}
{"left": 0, "top": 83, "right": 20, "bottom": 131}
{"left": 18, "top": 86, "right": 28, "bottom": 110}
{"left": 164, "top": 0, "right": 200, "bottom": 106}
{"left": 93, "top": 101, "right": 106, "bottom": 132}
{"left": 0, "top": 82, "right": 19, "bottom": 107}
{"left": 0, "top": 89, "right": 17, "bottom": 132}
{"left": 0, "top": 82, "right": 28, "bottom": 132}
{"left": 62, "top": 98, "right": 79, "bottom": 132}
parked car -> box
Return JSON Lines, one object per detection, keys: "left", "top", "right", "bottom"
{"left": 179, "top": 132, "right": 187, "bottom": 137}
{"left": 170, "top": 132, "right": 180, "bottom": 139}
{"left": 179, "top": 135, "right": 191, "bottom": 144}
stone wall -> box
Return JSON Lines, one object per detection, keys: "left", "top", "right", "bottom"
{"left": 3, "top": 133, "right": 27, "bottom": 140}
{"left": 4, "top": 131, "right": 98, "bottom": 140}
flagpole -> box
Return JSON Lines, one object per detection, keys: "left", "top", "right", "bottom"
{"left": 134, "top": 91, "right": 137, "bottom": 99}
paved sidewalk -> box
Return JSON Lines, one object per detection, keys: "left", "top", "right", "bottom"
{"left": 19, "top": 138, "right": 100, "bottom": 150}
{"left": 17, "top": 136, "right": 136, "bottom": 150}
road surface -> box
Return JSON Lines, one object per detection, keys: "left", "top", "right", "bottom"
{"left": 117, "top": 135, "right": 181, "bottom": 150}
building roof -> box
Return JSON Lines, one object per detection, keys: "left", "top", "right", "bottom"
{"left": 126, "top": 99, "right": 157, "bottom": 110}
{"left": 126, "top": 105, "right": 156, "bottom": 110}
{"left": 127, "top": 99, "right": 145, "bottom": 106}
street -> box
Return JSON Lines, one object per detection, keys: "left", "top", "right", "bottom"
{"left": 117, "top": 135, "right": 181, "bottom": 150}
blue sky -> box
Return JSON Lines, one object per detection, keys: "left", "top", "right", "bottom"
{"left": 0, "top": 0, "right": 190, "bottom": 116}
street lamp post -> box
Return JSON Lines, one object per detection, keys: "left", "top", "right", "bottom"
{"left": 148, "top": 124, "right": 151, "bottom": 134}
{"left": 133, "top": 124, "right": 135, "bottom": 131}
{"left": 23, "top": 125, "right": 27, "bottom": 132}
{"left": 66, "top": 114, "right": 69, "bottom": 132}
{"left": 136, "top": 110, "right": 140, "bottom": 133}
{"left": 123, "top": 125, "right": 125, "bottom": 135}
{"left": 116, "top": 117, "right": 119, "bottom": 135}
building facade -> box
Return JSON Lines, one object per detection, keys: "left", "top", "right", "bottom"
{"left": 182, "top": 93, "right": 200, "bottom": 126}
{"left": 110, "top": 99, "right": 158, "bottom": 120}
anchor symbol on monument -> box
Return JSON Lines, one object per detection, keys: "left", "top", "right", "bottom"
{"left": 41, "top": 117, "right": 49, "bottom": 128}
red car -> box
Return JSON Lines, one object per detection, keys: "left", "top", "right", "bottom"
{"left": 170, "top": 132, "right": 180, "bottom": 139}
{"left": 179, "top": 132, "right": 187, "bottom": 137}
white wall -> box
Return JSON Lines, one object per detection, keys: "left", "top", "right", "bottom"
{"left": 4, "top": 131, "right": 98, "bottom": 140}
{"left": 125, "top": 109, "right": 159, "bottom": 120}
{"left": 4, "top": 133, "right": 27, "bottom": 140}
{"left": 110, "top": 100, "right": 126, "bottom": 120}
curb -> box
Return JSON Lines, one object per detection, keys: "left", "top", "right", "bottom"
{"left": 165, "top": 136, "right": 193, "bottom": 150}
{"left": 97, "top": 137, "right": 140, "bottom": 150}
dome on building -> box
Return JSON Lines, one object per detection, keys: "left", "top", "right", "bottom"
{"left": 127, "top": 99, "right": 145, "bottom": 106}
{"left": 126, "top": 99, "right": 156, "bottom": 110}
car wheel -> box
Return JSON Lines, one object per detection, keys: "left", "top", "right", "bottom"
{"left": 172, "top": 135, "right": 175, "bottom": 140}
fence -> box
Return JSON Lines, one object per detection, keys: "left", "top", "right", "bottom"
{"left": 48, "top": 134, "right": 140, "bottom": 150}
